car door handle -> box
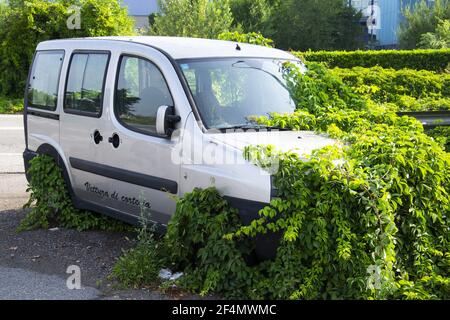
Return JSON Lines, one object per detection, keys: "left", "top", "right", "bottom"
{"left": 93, "top": 130, "right": 103, "bottom": 145}
{"left": 108, "top": 133, "right": 120, "bottom": 148}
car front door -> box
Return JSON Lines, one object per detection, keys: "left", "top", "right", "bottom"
{"left": 90, "top": 45, "right": 186, "bottom": 225}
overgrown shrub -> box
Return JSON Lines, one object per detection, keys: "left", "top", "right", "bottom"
{"left": 426, "top": 126, "right": 450, "bottom": 151}
{"left": 294, "top": 49, "right": 450, "bottom": 72}
{"left": 20, "top": 155, "right": 131, "bottom": 232}
{"left": 218, "top": 31, "right": 274, "bottom": 47}
{"left": 112, "top": 210, "right": 163, "bottom": 288}
{"left": 162, "top": 63, "right": 449, "bottom": 299}
{"left": 0, "top": 96, "right": 23, "bottom": 114}
{"left": 164, "top": 188, "right": 256, "bottom": 297}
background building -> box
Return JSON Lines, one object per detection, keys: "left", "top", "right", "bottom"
{"left": 349, "top": 0, "right": 435, "bottom": 48}
{"left": 121, "top": 0, "right": 159, "bottom": 29}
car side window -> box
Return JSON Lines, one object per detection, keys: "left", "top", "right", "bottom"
{"left": 115, "top": 56, "right": 174, "bottom": 135}
{"left": 28, "top": 51, "right": 64, "bottom": 111}
{"left": 64, "top": 52, "right": 109, "bottom": 116}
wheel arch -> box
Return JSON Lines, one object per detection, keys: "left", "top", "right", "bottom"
{"left": 34, "top": 143, "right": 75, "bottom": 198}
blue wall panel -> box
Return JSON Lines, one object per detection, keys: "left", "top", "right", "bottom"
{"left": 378, "top": 0, "right": 401, "bottom": 46}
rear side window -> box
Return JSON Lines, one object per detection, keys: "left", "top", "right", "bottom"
{"left": 64, "top": 52, "right": 109, "bottom": 116}
{"left": 115, "top": 56, "right": 173, "bottom": 135}
{"left": 28, "top": 51, "right": 64, "bottom": 111}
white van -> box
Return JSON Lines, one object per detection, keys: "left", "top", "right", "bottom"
{"left": 23, "top": 36, "right": 335, "bottom": 229}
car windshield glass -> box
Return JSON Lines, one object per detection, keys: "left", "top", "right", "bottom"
{"left": 179, "top": 58, "right": 301, "bottom": 130}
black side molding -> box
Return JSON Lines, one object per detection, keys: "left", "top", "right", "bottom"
{"left": 270, "top": 175, "right": 278, "bottom": 198}
{"left": 27, "top": 110, "right": 60, "bottom": 120}
{"left": 69, "top": 157, "right": 178, "bottom": 194}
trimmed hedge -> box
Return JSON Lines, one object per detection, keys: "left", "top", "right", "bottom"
{"left": 0, "top": 96, "right": 23, "bottom": 114}
{"left": 330, "top": 66, "right": 450, "bottom": 111}
{"left": 293, "top": 49, "right": 450, "bottom": 72}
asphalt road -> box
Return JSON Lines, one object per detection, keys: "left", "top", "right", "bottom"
{"left": 0, "top": 115, "right": 191, "bottom": 300}
{"left": 0, "top": 115, "right": 28, "bottom": 211}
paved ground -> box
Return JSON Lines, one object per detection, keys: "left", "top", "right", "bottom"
{"left": 0, "top": 115, "right": 192, "bottom": 300}
{"left": 0, "top": 115, "right": 28, "bottom": 211}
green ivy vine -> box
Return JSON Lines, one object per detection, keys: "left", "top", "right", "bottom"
{"left": 20, "top": 155, "right": 131, "bottom": 232}
{"left": 164, "top": 62, "right": 449, "bottom": 300}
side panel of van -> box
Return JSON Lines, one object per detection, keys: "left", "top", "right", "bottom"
{"left": 59, "top": 42, "right": 189, "bottom": 225}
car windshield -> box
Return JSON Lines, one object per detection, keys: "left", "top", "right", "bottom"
{"left": 178, "top": 58, "right": 301, "bottom": 130}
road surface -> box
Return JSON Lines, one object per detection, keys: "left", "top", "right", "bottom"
{"left": 0, "top": 115, "right": 28, "bottom": 211}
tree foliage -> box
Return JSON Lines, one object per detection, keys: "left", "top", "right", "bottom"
{"left": 218, "top": 31, "right": 274, "bottom": 47}
{"left": 419, "top": 19, "right": 450, "bottom": 49}
{"left": 229, "top": 0, "right": 272, "bottom": 34}
{"left": 0, "top": 0, "right": 135, "bottom": 97}
{"left": 268, "top": 0, "right": 364, "bottom": 51}
{"left": 399, "top": 0, "right": 450, "bottom": 49}
{"left": 149, "top": 0, "right": 233, "bottom": 38}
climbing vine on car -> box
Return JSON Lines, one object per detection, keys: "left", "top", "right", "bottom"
{"left": 20, "top": 155, "right": 131, "bottom": 232}
{"left": 163, "top": 62, "right": 449, "bottom": 300}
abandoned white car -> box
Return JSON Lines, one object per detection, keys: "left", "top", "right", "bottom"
{"left": 23, "top": 37, "right": 335, "bottom": 243}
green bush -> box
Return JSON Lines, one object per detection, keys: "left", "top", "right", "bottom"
{"left": 426, "top": 126, "right": 450, "bottom": 151}
{"left": 164, "top": 188, "right": 255, "bottom": 297}
{"left": 112, "top": 213, "right": 163, "bottom": 288}
{"left": 294, "top": 49, "right": 450, "bottom": 72}
{"left": 0, "top": 0, "right": 135, "bottom": 97}
{"left": 162, "top": 63, "right": 449, "bottom": 300}
{"left": 20, "top": 154, "right": 131, "bottom": 232}
{"left": 218, "top": 31, "right": 274, "bottom": 47}
{"left": 0, "top": 96, "right": 23, "bottom": 114}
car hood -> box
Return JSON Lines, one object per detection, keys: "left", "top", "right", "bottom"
{"left": 209, "top": 130, "right": 338, "bottom": 160}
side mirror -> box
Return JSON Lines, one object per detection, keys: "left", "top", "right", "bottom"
{"left": 156, "top": 105, "right": 181, "bottom": 137}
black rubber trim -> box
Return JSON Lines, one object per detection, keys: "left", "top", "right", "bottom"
{"left": 270, "top": 176, "right": 278, "bottom": 198}
{"left": 27, "top": 109, "right": 60, "bottom": 120}
{"left": 69, "top": 157, "right": 178, "bottom": 194}
{"left": 72, "top": 196, "right": 167, "bottom": 233}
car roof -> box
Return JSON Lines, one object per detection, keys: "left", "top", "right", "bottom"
{"left": 37, "top": 36, "right": 298, "bottom": 61}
